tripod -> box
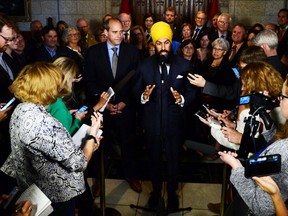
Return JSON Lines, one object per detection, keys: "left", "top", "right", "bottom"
{"left": 95, "top": 142, "right": 121, "bottom": 216}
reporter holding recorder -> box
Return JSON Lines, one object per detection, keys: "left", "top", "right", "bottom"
{"left": 1, "top": 62, "right": 103, "bottom": 216}
{"left": 218, "top": 74, "right": 288, "bottom": 216}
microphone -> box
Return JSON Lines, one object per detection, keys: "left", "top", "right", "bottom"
{"left": 184, "top": 140, "right": 217, "bottom": 156}
{"left": 159, "top": 55, "right": 167, "bottom": 84}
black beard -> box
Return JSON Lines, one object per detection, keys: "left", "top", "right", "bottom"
{"left": 156, "top": 50, "right": 172, "bottom": 64}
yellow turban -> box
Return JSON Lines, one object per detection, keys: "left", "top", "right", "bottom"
{"left": 150, "top": 21, "right": 173, "bottom": 44}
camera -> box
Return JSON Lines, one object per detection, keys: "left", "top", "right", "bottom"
{"left": 239, "top": 91, "right": 278, "bottom": 111}
{"left": 240, "top": 91, "right": 278, "bottom": 130}
{"left": 244, "top": 154, "right": 281, "bottom": 178}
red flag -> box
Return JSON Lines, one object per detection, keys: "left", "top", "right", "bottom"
{"left": 209, "top": 0, "right": 219, "bottom": 20}
{"left": 120, "top": 0, "right": 130, "bottom": 14}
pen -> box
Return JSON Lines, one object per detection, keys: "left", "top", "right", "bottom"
{"left": 14, "top": 205, "right": 22, "bottom": 213}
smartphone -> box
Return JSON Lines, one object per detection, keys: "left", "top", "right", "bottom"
{"left": 195, "top": 110, "right": 207, "bottom": 121}
{"left": 0, "top": 97, "right": 15, "bottom": 111}
{"left": 245, "top": 154, "right": 281, "bottom": 178}
{"left": 2, "top": 186, "right": 19, "bottom": 210}
{"left": 77, "top": 105, "right": 88, "bottom": 113}
{"left": 202, "top": 104, "right": 219, "bottom": 117}
{"left": 96, "top": 129, "right": 103, "bottom": 138}
{"left": 232, "top": 68, "right": 240, "bottom": 78}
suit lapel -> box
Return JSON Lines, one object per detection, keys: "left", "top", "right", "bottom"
{"left": 103, "top": 43, "right": 114, "bottom": 80}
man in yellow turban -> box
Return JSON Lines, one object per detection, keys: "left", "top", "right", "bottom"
{"left": 133, "top": 21, "right": 197, "bottom": 212}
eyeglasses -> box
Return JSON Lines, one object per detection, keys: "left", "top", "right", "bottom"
{"left": 0, "top": 34, "right": 16, "bottom": 43}
{"left": 213, "top": 47, "right": 225, "bottom": 52}
{"left": 278, "top": 93, "right": 288, "bottom": 101}
{"left": 218, "top": 21, "right": 229, "bottom": 25}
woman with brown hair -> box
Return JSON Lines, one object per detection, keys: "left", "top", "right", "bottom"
{"left": 219, "top": 72, "right": 288, "bottom": 216}
{"left": 176, "top": 39, "right": 197, "bottom": 64}
{"left": 130, "top": 25, "right": 148, "bottom": 59}
{"left": 180, "top": 22, "right": 193, "bottom": 41}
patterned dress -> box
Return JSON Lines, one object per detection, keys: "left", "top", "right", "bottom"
{"left": 1, "top": 102, "right": 87, "bottom": 203}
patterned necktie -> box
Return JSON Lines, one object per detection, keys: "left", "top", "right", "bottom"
{"left": 111, "top": 47, "right": 118, "bottom": 78}
{"left": 192, "top": 28, "right": 199, "bottom": 40}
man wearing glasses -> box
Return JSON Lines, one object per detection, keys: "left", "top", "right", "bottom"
{"left": 119, "top": 13, "right": 132, "bottom": 43}
{"left": 209, "top": 13, "right": 232, "bottom": 46}
{"left": 0, "top": 17, "right": 15, "bottom": 102}
{"left": 77, "top": 18, "right": 97, "bottom": 54}
{"left": 192, "top": 11, "right": 209, "bottom": 48}
{"left": 0, "top": 16, "right": 18, "bottom": 197}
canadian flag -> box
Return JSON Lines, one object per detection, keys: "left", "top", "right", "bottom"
{"left": 209, "top": 0, "right": 219, "bottom": 20}
{"left": 120, "top": 0, "right": 130, "bottom": 14}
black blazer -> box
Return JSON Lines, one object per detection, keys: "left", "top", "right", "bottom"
{"left": 227, "top": 42, "right": 248, "bottom": 67}
{"left": 277, "top": 29, "right": 288, "bottom": 59}
{"left": 133, "top": 55, "right": 197, "bottom": 135}
{"left": 31, "top": 45, "right": 66, "bottom": 63}
{"left": 84, "top": 41, "right": 140, "bottom": 107}
{"left": 0, "top": 64, "right": 14, "bottom": 102}
{"left": 209, "top": 30, "right": 233, "bottom": 45}
{"left": 192, "top": 25, "right": 211, "bottom": 48}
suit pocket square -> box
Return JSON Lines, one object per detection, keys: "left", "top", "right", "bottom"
{"left": 176, "top": 75, "right": 183, "bottom": 79}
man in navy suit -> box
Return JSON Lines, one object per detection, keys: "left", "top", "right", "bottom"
{"left": 227, "top": 24, "right": 248, "bottom": 68}
{"left": 31, "top": 25, "right": 65, "bottom": 63}
{"left": 133, "top": 21, "right": 197, "bottom": 210}
{"left": 192, "top": 11, "right": 210, "bottom": 48}
{"left": 209, "top": 13, "right": 232, "bottom": 46}
{"left": 85, "top": 18, "right": 142, "bottom": 193}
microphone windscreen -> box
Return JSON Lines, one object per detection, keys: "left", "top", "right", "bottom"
{"left": 159, "top": 55, "right": 167, "bottom": 65}
{"left": 184, "top": 140, "right": 217, "bottom": 156}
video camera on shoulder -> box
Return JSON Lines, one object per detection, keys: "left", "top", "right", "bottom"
{"left": 239, "top": 91, "right": 278, "bottom": 111}
{"left": 239, "top": 91, "right": 278, "bottom": 130}
{"left": 244, "top": 154, "right": 281, "bottom": 178}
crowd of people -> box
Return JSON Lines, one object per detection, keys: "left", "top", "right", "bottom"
{"left": 0, "top": 6, "right": 288, "bottom": 216}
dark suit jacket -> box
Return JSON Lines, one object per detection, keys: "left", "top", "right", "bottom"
{"left": 31, "top": 45, "right": 66, "bottom": 63}
{"left": 85, "top": 41, "right": 139, "bottom": 107}
{"left": 277, "top": 29, "right": 288, "bottom": 59}
{"left": 0, "top": 64, "right": 13, "bottom": 102}
{"left": 227, "top": 42, "right": 248, "bottom": 67}
{"left": 3, "top": 53, "right": 22, "bottom": 78}
{"left": 209, "top": 30, "right": 232, "bottom": 45}
{"left": 133, "top": 55, "right": 197, "bottom": 136}
{"left": 192, "top": 25, "right": 211, "bottom": 48}
{"left": 267, "top": 55, "right": 287, "bottom": 79}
